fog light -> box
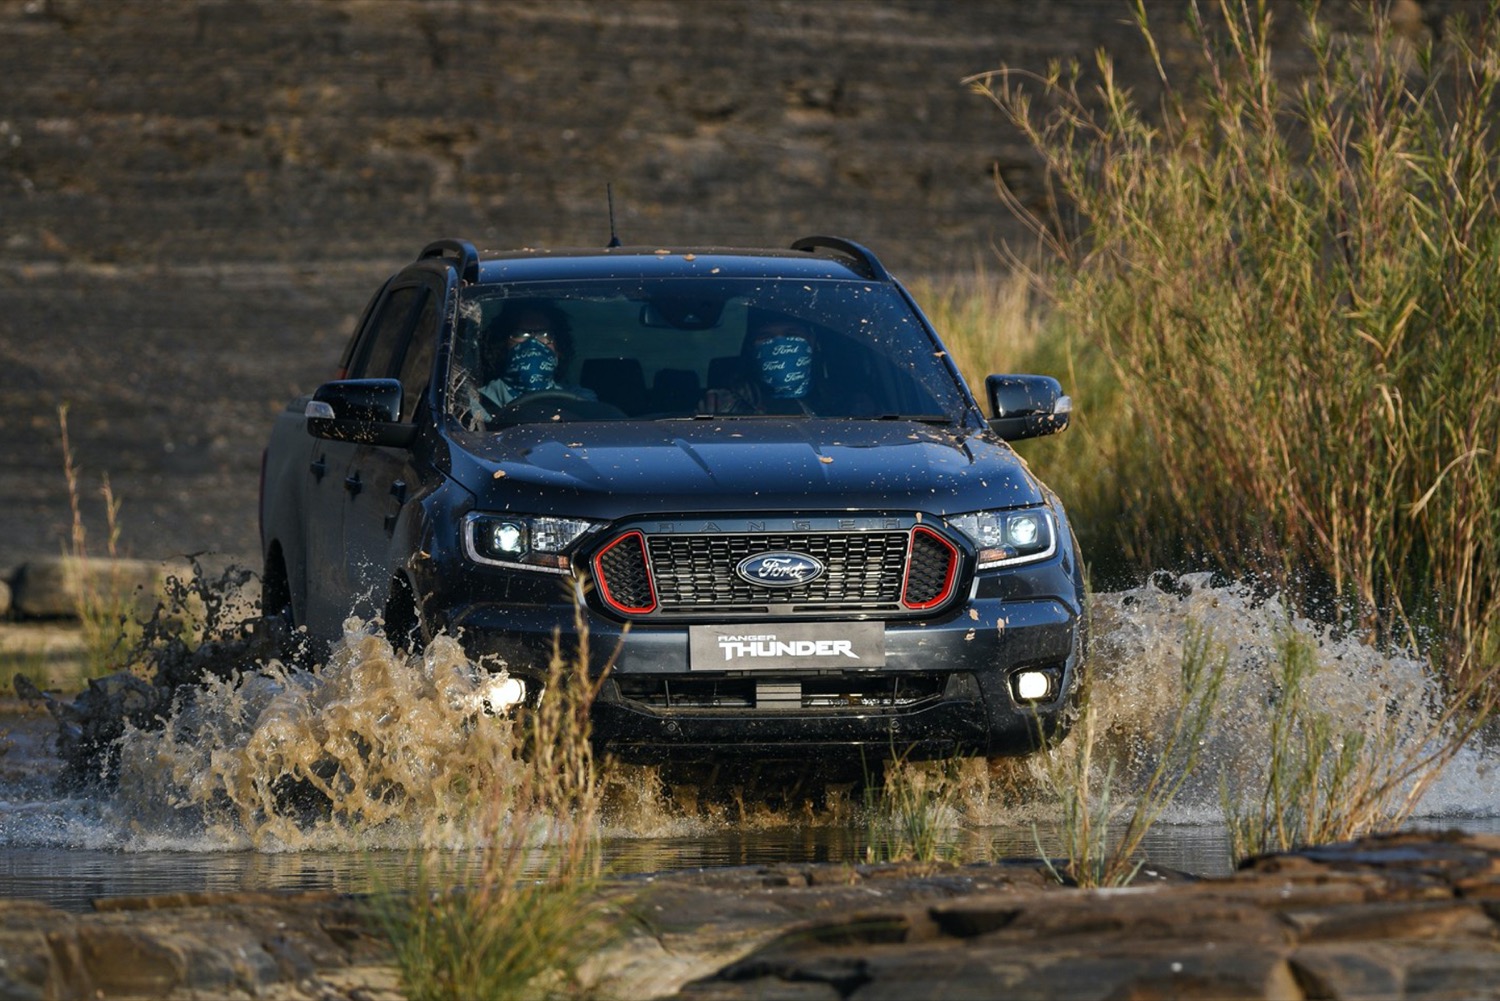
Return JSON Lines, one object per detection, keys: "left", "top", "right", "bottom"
{"left": 483, "top": 675, "right": 527, "bottom": 714}
{"left": 1014, "top": 670, "right": 1051, "bottom": 701}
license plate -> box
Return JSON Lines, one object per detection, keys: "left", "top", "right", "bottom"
{"left": 688, "top": 622, "right": 886, "bottom": 670}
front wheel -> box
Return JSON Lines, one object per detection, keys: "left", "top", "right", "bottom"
{"left": 384, "top": 575, "right": 426, "bottom": 655}
{"left": 259, "top": 552, "right": 314, "bottom": 666}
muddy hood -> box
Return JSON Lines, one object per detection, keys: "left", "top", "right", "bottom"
{"left": 449, "top": 419, "right": 1047, "bottom": 518}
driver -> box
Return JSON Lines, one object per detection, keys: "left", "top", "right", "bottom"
{"left": 476, "top": 299, "right": 596, "bottom": 413}
{"left": 699, "top": 309, "right": 818, "bottom": 415}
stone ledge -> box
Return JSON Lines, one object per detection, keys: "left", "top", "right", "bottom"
{"left": 2, "top": 556, "right": 260, "bottom": 623}
{"left": 9, "top": 832, "right": 1495, "bottom": 1000}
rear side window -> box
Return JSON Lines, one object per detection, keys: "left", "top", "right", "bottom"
{"left": 349, "top": 285, "right": 423, "bottom": 379}
{"left": 397, "top": 289, "right": 441, "bottom": 420}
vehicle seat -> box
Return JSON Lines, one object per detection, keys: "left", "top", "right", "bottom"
{"left": 707, "top": 355, "right": 742, "bottom": 389}
{"left": 651, "top": 368, "right": 701, "bottom": 413}
{"left": 579, "top": 357, "right": 650, "bottom": 416}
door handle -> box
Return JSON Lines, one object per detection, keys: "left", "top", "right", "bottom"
{"left": 344, "top": 472, "right": 362, "bottom": 496}
{"left": 310, "top": 456, "right": 326, "bottom": 481}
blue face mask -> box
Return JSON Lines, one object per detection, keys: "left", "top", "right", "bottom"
{"left": 503, "top": 337, "right": 558, "bottom": 393}
{"left": 753, "top": 334, "right": 814, "bottom": 399}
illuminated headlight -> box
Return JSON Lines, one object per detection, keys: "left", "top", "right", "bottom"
{"left": 466, "top": 513, "right": 601, "bottom": 572}
{"left": 947, "top": 508, "right": 1057, "bottom": 569}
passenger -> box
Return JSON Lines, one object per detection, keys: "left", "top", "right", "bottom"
{"left": 476, "top": 299, "right": 596, "bottom": 413}
{"left": 699, "top": 309, "right": 818, "bottom": 415}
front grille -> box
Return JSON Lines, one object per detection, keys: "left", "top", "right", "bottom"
{"left": 590, "top": 526, "right": 964, "bottom": 618}
{"left": 652, "top": 532, "right": 907, "bottom": 608}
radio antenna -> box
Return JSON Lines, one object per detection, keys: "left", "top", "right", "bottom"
{"left": 606, "top": 184, "right": 622, "bottom": 248}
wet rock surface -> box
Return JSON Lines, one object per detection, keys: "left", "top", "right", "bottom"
{"left": 1, "top": 831, "right": 1499, "bottom": 999}
{"left": 665, "top": 832, "right": 1500, "bottom": 1001}
{"left": 652, "top": 834, "right": 1500, "bottom": 1000}
{"left": 0, "top": 891, "right": 400, "bottom": 1001}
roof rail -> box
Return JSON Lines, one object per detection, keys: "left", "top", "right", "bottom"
{"left": 790, "top": 235, "right": 890, "bottom": 282}
{"left": 418, "top": 238, "right": 480, "bottom": 284}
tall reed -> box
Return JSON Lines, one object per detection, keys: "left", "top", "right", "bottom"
{"left": 969, "top": 0, "right": 1500, "bottom": 684}
{"left": 58, "top": 403, "right": 136, "bottom": 678}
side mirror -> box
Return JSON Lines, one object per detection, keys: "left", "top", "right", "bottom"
{"left": 305, "top": 378, "right": 416, "bottom": 447}
{"left": 985, "top": 374, "right": 1072, "bottom": 442}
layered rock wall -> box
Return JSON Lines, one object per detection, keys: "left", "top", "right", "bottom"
{"left": 0, "top": 0, "right": 1444, "bottom": 569}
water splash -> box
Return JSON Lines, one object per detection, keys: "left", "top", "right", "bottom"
{"left": 3, "top": 574, "right": 1496, "bottom": 860}
{"left": 1082, "top": 573, "right": 1492, "bottom": 824}
{"left": 109, "top": 619, "right": 526, "bottom": 850}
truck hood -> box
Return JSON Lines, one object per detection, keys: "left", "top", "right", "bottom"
{"left": 449, "top": 419, "right": 1046, "bottom": 517}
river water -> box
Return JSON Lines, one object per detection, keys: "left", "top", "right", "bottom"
{"left": 3, "top": 574, "right": 1497, "bottom": 911}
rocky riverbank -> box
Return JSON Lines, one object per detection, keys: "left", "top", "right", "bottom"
{"left": 1, "top": 830, "right": 1498, "bottom": 1000}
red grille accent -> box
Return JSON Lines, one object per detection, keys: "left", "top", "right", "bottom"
{"left": 902, "top": 526, "right": 959, "bottom": 610}
{"left": 594, "top": 530, "right": 657, "bottom": 614}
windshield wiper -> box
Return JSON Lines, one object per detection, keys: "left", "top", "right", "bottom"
{"left": 666, "top": 412, "right": 957, "bottom": 423}
{"left": 870, "top": 413, "right": 957, "bottom": 425}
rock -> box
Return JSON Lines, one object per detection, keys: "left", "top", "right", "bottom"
{"left": 0, "top": 892, "right": 397, "bottom": 1001}
{"left": 10, "top": 556, "right": 185, "bottom": 621}
{"left": 664, "top": 832, "right": 1500, "bottom": 1001}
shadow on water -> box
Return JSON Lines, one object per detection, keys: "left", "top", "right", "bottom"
{"left": 5, "top": 570, "right": 1499, "bottom": 912}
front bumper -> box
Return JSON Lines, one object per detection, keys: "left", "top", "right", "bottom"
{"left": 443, "top": 579, "right": 1081, "bottom": 762}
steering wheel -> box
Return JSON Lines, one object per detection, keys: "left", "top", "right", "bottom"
{"left": 490, "top": 390, "right": 625, "bottom": 426}
{"left": 514, "top": 389, "right": 592, "bottom": 406}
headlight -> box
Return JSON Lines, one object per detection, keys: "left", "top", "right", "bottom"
{"left": 947, "top": 508, "right": 1057, "bottom": 569}
{"left": 466, "top": 513, "right": 602, "bottom": 572}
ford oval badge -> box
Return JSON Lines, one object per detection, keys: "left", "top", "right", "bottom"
{"left": 736, "top": 551, "right": 825, "bottom": 588}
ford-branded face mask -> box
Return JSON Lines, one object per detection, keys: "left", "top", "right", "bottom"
{"left": 503, "top": 336, "right": 559, "bottom": 393}
{"left": 753, "top": 333, "right": 814, "bottom": 399}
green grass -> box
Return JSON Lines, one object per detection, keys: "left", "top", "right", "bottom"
{"left": 861, "top": 751, "right": 965, "bottom": 864}
{"left": 914, "top": 1, "right": 1500, "bottom": 870}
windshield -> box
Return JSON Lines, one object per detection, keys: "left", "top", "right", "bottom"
{"left": 446, "top": 277, "right": 972, "bottom": 428}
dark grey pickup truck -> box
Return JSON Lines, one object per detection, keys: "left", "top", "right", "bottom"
{"left": 259, "top": 236, "right": 1083, "bottom": 763}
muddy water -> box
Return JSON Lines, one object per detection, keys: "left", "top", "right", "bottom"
{"left": 3, "top": 575, "right": 1497, "bottom": 911}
